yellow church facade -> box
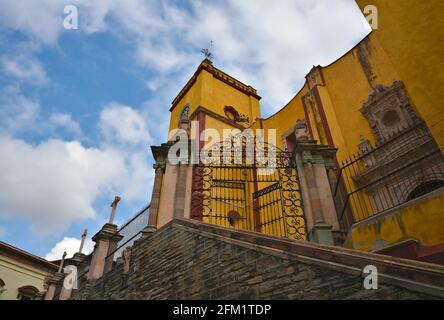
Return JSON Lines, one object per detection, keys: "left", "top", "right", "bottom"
{"left": 146, "top": 1, "right": 444, "bottom": 265}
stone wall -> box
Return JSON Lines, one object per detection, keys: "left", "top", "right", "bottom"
{"left": 72, "top": 219, "right": 444, "bottom": 300}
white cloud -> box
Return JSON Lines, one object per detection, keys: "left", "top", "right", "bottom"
{"left": 0, "top": 0, "right": 64, "bottom": 44}
{"left": 45, "top": 236, "right": 94, "bottom": 260}
{"left": 0, "top": 0, "right": 370, "bottom": 113}
{"left": 0, "top": 102, "right": 153, "bottom": 235}
{"left": 1, "top": 55, "right": 48, "bottom": 85}
{"left": 185, "top": 0, "right": 371, "bottom": 112}
{"left": 99, "top": 102, "right": 152, "bottom": 147}
{"left": 0, "top": 135, "right": 125, "bottom": 234}
{"left": 49, "top": 113, "right": 83, "bottom": 137}
{"left": 0, "top": 85, "right": 40, "bottom": 134}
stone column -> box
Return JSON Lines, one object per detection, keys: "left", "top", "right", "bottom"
{"left": 149, "top": 143, "right": 170, "bottom": 228}
{"left": 59, "top": 230, "right": 88, "bottom": 300}
{"left": 59, "top": 253, "right": 85, "bottom": 300}
{"left": 147, "top": 166, "right": 164, "bottom": 227}
{"left": 88, "top": 197, "right": 123, "bottom": 279}
{"left": 44, "top": 272, "right": 64, "bottom": 300}
{"left": 157, "top": 163, "right": 179, "bottom": 227}
{"left": 174, "top": 163, "right": 189, "bottom": 219}
{"left": 294, "top": 140, "right": 339, "bottom": 245}
{"left": 88, "top": 223, "right": 123, "bottom": 279}
{"left": 153, "top": 140, "right": 193, "bottom": 228}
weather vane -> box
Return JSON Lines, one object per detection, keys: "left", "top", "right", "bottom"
{"left": 201, "top": 40, "right": 214, "bottom": 62}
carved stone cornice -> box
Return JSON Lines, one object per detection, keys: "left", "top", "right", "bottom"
{"left": 170, "top": 59, "right": 261, "bottom": 112}
{"left": 70, "top": 253, "right": 86, "bottom": 266}
{"left": 189, "top": 106, "right": 247, "bottom": 130}
{"left": 91, "top": 223, "right": 120, "bottom": 242}
{"left": 151, "top": 142, "right": 173, "bottom": 170}
{"left": 47, "top": 272, "right": 64, "bottom": 285}
{"left": 293, "top": 140, "right": 337, "bottom": 168}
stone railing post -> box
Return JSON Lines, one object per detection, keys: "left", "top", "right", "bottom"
{"left": 148, "top": 143, "right": 169, "bottom": 228}
{"left": 59, "top": 252, "right": 85, "bottom": 300}
{"left": 87, "top": 197, "right": 123, "bottom": 280}
{"left": 151, "top": 140, "right": 193, "bottom": 229}
{"left": 87, "top": 223, "right": 123, "bottom": 279}
{"left": 44, "top": 272, "right": 64, "bottom": 300}
{"left": 294, "top": 140, "right": 340, "bottom": 245}
{"left": 59, "top": 229, "right": 88, "bottom": 300}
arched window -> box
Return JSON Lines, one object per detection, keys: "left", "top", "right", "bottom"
{"left": 0, "top": 278, "right": 6, "bottom": 295}
{"left": 17, "top": 285, "right": 39, "bottom": 300}
{"left": 178, "top": 104, "right": 190, "bottom": 126}
{"left": 406, "top": 180, "right": 444, "bottom": 202}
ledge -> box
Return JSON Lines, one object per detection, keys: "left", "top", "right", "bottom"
{"left": 156, "top": 218, "right": 444, "bottom": 297}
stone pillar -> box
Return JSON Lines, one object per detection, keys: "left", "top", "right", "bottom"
{"left": 174, "top": 163, "right": 188, "bottom": 219}
{"left": 149, "top": 143, "right": 170, "bottom": 228}
{"left": 87, "top": 223, "right": 122, "bottom": 280}
{"left": 59, "top": 252, "right": 85, "bottom": 300}
{"left": 147, "top": 166, "right": 164, "bottom": 227}
{"left": 294, "top": 140, "right": 339, "bottom": 245}
{"left": 157, "top": 163, "right": 179, "bottom": 227}
{"left": 44, "top": 272, "right": 64, "bottom": 300}
{"left": 152, "top": 140, "right": 193, "bottom": 228}
{"left": 183, "top": 164, "right": 194, "bottom": 219}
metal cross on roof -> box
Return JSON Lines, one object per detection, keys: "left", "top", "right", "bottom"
{"left": 201, "top": 40, "right": 214, "bottom": 61}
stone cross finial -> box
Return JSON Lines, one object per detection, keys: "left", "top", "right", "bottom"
{"left": 58, "top": 251, "right": 67, "bottom": 273}
{"left": 78, "top": 229, "right": 88, "bottom": 254}
{"left": 109, "top": 196, "right": 121, "bottom": 224}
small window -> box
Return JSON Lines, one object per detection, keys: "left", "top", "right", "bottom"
{"left": 0, "top": 278, "right": 6, "bottom": 295}
{"left": 17, "top": 285, "right": 39, "bottom": 300}
{"left": 178, "top": 105, "right": 190, "bottom": 126}
{"left": 382, "top": 110, "right": 401, "bottom": 127}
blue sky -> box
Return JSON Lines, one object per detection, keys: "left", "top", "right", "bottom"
{"left": 0, "top": 0, "right": 370, "bottom": 260}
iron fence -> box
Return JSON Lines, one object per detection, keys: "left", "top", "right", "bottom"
{"left": 105, "top": 204, "right": 150, "bottom": 262}
{"left": 191, "top": 139, "right": 307, "bottom": 240}
{"left": 333, "top": 120, "right": 444, "bottom": 226}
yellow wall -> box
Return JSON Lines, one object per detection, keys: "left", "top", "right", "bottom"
{"left": 356, "top": 0, "right": 444, "bottom": 153}
{"left": 347, "top": 191, "right": 444, "bottom": 252}
{"left": 260, "top": 86, "right": 308, "bottom": 149}
{"left": 169, "top": 71, "right": 205, "bottom": 133}
{"left": 169, "top": 61, "right": 261, "bottom": 134}
{"left": 0, "top": 255, "right": 48, "bottom": 300}
{"left": 317, "top": 33, "right": 399, "bottom": 162}
{"left": 256, "top": 32, "right": 401, "bottom": 163}
{"left": 161, "top": 3, "right": 444, "bottom": 252}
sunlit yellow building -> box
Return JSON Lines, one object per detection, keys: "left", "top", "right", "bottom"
{"left": 146, "top": 1, "right": 444, "bottom": 265}
{"left": 0, "top": 241, "right": 58, "bottom": 300}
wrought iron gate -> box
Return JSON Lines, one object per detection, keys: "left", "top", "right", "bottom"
{"left": 190, "top": 140, "right": 306, "bottom": 240}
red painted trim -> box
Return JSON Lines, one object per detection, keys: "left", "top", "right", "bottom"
{"left": 301, "top": 96, "right": 314, "bottom": 140}
{"left": 313, "top": 87, "right": 334, "bottom": 147}
{"left": 318, "top": 67, "right": 327, "bottom": 86}
{"left": 380, "top": 241, "right": 444, "bottom": 265}
{"left": 252, "top": 165, "right": 261, "bottom": 233}
{"left": 170, "top": 61, "right": 261, "bottom": 112}
{"left": 190, "top": 106, "right": 246, "bottom": 130}
{"left": 197, "top": 111, "right": 206, "bottom": 161}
